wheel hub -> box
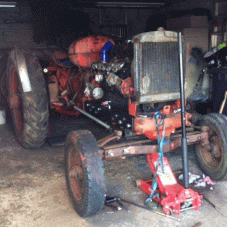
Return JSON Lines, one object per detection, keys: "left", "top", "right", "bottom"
{"left": 210, "top": 136, "right": 222, "bottom": 158}
{"left": 69, "top": 165, "right": 82, "bottom": 178}
{"left": 68, "top": 149, "right": 84, "bottom": 201}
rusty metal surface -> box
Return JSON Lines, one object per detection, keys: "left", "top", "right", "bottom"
{"left": 103, "top": 131, "right": 208, "bottom": 159}
{"left": 133, "top": 112, "right": 192, "bottom": 140}
{"left": 132, "top": 30, "right": 180, "bottom": 103}
{"left": 138, "top": 93, "right": 180, "bottom": 103}
{"left": 98, "top": 136, "right": 121, "bottom": 148}
{"left": 132, "top": 29, "right": 178, "bottom": 43}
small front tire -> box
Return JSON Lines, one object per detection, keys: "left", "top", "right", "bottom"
{"left": 65, "top": 130, "right": 106, "bottom": 217}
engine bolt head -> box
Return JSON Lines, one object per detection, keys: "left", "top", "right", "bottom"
{"left": 108, "top": 150, "right": 114, "bottom": 157}
{"left": 43, "top": 68, "right": 48, "bottom": 73}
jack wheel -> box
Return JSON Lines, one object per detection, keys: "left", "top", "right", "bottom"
{"left": 195, "top": 113, "right": 227, "bottom": 180}
{"left": 65, "top": 130, "right": 106, "bottom": 217}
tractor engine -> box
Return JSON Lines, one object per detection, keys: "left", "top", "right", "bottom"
{"left": 83, "top": 56, "right": 134, "bottom": 129}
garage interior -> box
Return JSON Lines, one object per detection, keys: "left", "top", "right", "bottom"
{"left": 0, "top": 0, "right": 227, "bottom": 227}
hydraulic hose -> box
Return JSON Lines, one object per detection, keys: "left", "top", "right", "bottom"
{"left": 100, "top": 41, "right": 113, "bottom": 62}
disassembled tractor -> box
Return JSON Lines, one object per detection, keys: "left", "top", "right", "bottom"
{"left": 6, "top": 28, "right": 227, "bottom": 218}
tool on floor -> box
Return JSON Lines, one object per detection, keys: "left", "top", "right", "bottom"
{"left": 120, "top": 198, "right": 180, "bottom": 221}
{"left": 105, "top": 197, "right": 129, "bottom": 212}
{"left": 203, "top": 196, "right": 224, "bottom": 216}
{"left": 219, "top": 91, "right": 227, "bottom": 114}
{"left": 192, "top": 222, "right": 202, "bottom": 227}
{"left": 135, "top": 34, "right": 203, "bottom": 215}
{"left": 178, "top": 173, "right": 216, "bottom": 188}
{"left": 106, "top": 196, "right": 180, "bottom": 221}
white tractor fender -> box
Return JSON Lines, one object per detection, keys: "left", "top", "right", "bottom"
{"left": 13, "top": 47, "right": 32, "bottom": 93}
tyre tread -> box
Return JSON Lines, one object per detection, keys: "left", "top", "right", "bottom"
{"left": 7, "top": 49, "right": 49, "bottom": 148}
{"left": 195, "top": 113, "right": 227, "bottom": 181}
{"left": 65, "top": 130, "right": 106, "bottom": 217}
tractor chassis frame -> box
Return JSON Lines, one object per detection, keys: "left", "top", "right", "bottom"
{"left": 99, "top": 127, "right": 209, "bottom": 160}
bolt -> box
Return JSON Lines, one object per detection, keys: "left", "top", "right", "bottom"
{"left": 108, "top": 150, "right": 114, "bottom": 157}
{"left": 43, "top": 68, "right": 48, "bottom": 73}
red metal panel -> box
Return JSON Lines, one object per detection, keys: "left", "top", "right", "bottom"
{"left": 68, "top": 36, "right": 115, "bottom": 68}
{"left": 134, "top": 112, "right": 192, "bottom": 140}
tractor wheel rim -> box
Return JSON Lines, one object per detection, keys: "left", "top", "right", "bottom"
{"left": 9, "top": 66, "right": 24, "bottom": 135}
{"left": 68, "top": 147, "right": 84, "bottom": 201}
{"left": 200, "top": 126, "right": 223, "bottom": 170}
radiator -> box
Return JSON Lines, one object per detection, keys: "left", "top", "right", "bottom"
{"left": 132, "top": 29, "right": 180, "bottom": 103}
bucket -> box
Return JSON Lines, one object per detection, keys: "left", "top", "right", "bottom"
{"left": 0, "top": 109, "right": 6, "bottom": 125}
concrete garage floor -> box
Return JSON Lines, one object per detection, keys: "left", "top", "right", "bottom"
{"left": 0, "top": 117, "right": 227, "bottom": 227}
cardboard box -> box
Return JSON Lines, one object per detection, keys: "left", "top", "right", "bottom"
{"left": 167, "top": 15, "right": 209, "bottom": 30}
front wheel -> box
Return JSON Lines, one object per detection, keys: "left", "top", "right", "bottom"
{"left": 195, "top": 113, "right": 227, "bottom": 180}
{"left": 65, "top": 130, "right": 106, "bottom": 217}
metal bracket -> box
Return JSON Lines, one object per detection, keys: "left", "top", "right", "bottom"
{"left": 14, "top": 48, "right": 32, "bottom": 93}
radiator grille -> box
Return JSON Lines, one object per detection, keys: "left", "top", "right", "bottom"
{"left": 133, "top": 40, "right": 180, "bottom": 103}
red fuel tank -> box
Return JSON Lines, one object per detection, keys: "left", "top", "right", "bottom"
{"left": 68, "top": 36, "right": 115, "bottom": 68}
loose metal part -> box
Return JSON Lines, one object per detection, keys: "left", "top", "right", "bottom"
{"left": 105, "top": 197, "right": 129, "bottom": 212}
{"left": 180, "top": 206, "right": 195, "bottom": 212}
{"left": 203, "top": 196, "right": 225, "bottom": 216}
{"left": 73, "top": 105, "right": 111, "bottom": 130}
{"left": 192, "top": 222, "right": 202, "bottom": 227}
{"left": 120, "top": 198, "right": 180, "bottom": 221}
{"left": 98, "top": 131, "right": 122, "bottom": 147}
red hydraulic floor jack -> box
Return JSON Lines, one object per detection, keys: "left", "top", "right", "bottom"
{"left": 136, "top": 154, "right": 203, "bottom": 215}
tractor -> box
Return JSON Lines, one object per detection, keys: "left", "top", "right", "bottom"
{"left": 4, "top": 28, "right": 227, "bottom": 217}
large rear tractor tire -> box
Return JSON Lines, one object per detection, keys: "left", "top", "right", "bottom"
{"left": 7, "top": 48, "right": 49, "bottom": 148}
{"left": 195, "top": 113, "right": 227, "bottom": 180}
{"left": 65, "top": 130, "right": 106, "bottom": 217}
